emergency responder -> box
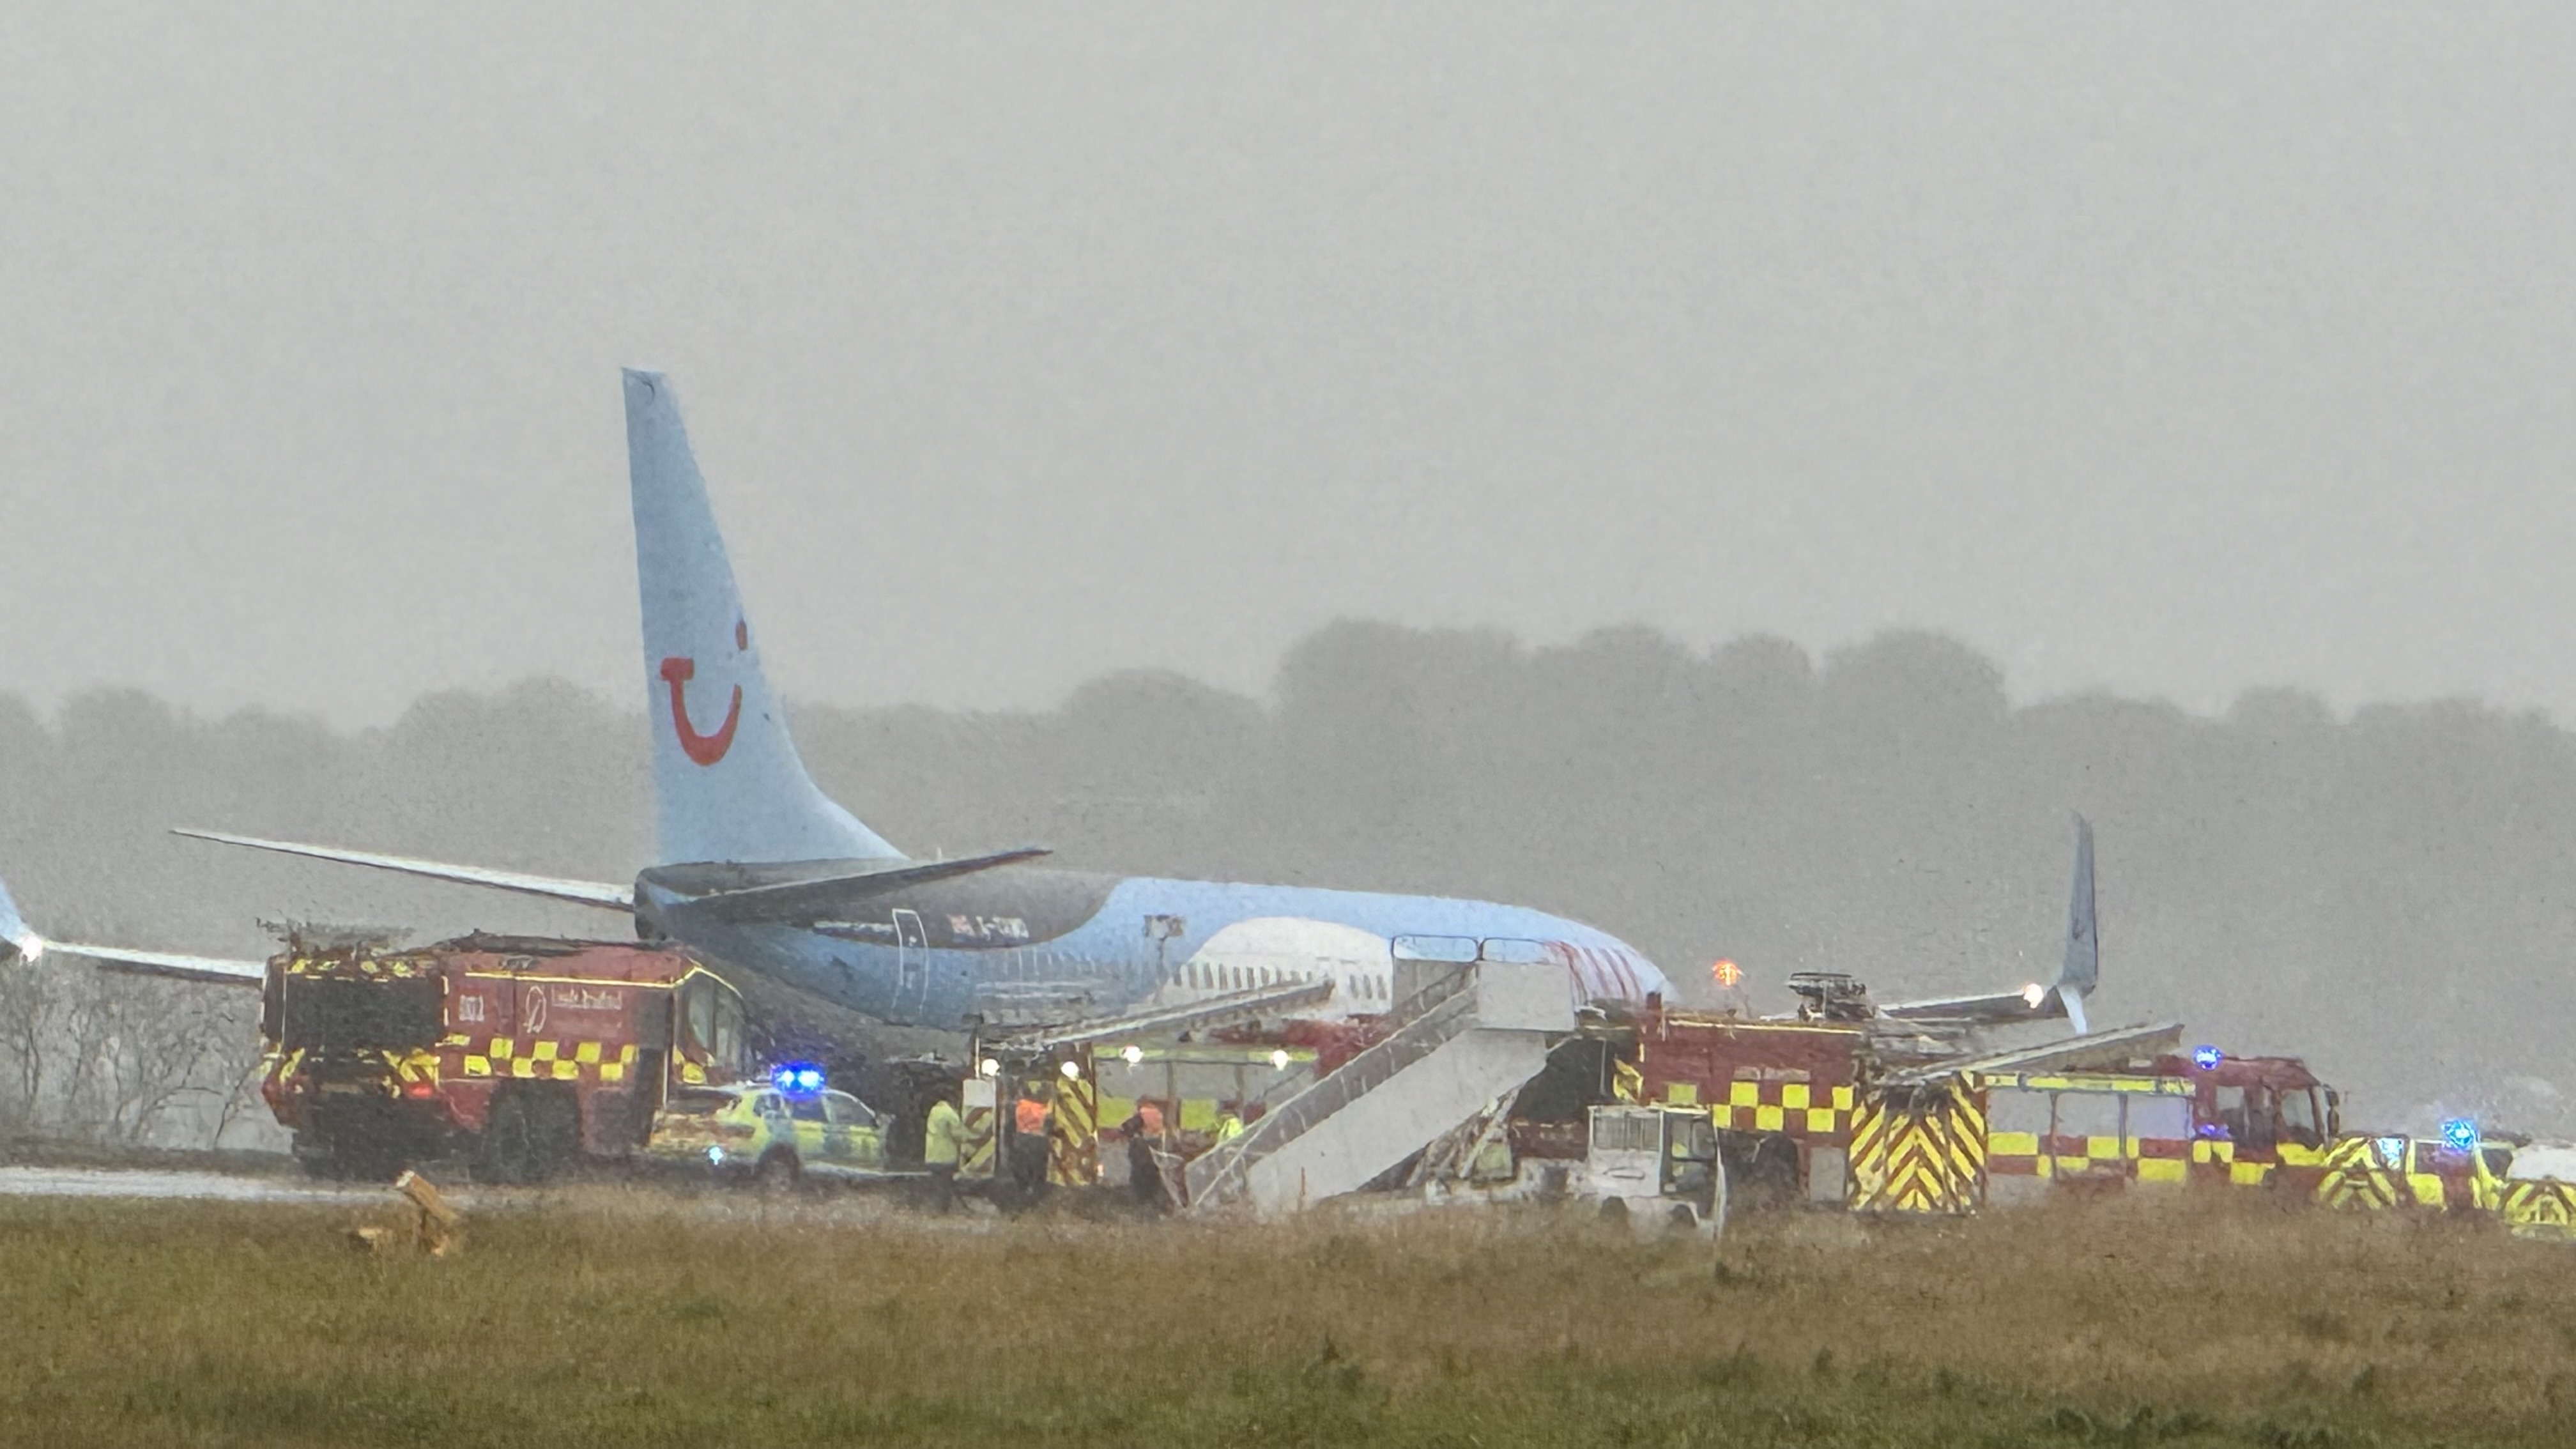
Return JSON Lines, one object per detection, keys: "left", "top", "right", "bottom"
{"left": 1010, "top": 1082, "right": 1052, "bottom": 1197}
{"left": 1215, "top": 1103, "right": 1245, "bottom": 1144}
{"left": 1121, "top": 1100, "right": 1168, "bottom": 1211}
{"left": 923, "top": 1082, "right": 965, "bottom": 1214}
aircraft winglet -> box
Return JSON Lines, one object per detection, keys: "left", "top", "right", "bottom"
{"left": 0, "top": 872, "right": 33, "bottom": 961}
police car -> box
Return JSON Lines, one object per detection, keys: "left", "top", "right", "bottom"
{"left": 646, "top": 1064, "right": 894, "bottom": 1186}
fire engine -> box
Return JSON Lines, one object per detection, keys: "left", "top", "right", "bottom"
{"left": 259, "top": 933, "right": 750, "bottom": 1181}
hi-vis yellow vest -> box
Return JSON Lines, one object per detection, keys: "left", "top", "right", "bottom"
{"left": 924, "top": 1101, "right": 965, "bottom": 1167}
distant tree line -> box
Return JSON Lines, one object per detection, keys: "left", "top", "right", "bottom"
{"left": 1, "top": 624, "right": 2568, "bottom": 1144}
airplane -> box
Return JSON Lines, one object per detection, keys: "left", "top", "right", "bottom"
{"left": 170, "top": 369, "right": 1676, "bottom": 1035}
{"left": 0, "top": 870, "right": 266, "bottom": 985}
{"left": 1772, "top": 815, "right": 2099, "bottom": 1037}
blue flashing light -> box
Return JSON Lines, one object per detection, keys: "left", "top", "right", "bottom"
{"left": 770, "top": 1062, "right": 826, "bottom": 1096}
{"left": 2191, "top": 1045, "right": 2223, "bottom": 1071}
{"left": 2441, "top": 1117, "right": 2478, "bottom": 1154}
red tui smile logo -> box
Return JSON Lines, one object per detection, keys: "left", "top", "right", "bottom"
{"left": 659, "top": 654, "right": 742, "bottom": 767}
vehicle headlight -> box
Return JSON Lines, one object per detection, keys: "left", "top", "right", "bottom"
{"left": 706, "top": 1146, "right": 726, "bottom": 1166}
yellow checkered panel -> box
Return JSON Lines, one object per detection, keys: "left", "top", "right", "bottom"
{"left": 457, "top": 1039, "right": 637, "bottom": 1085}
{"left": 1708, "top": 1081, "right": 1857, "bottom": 1140}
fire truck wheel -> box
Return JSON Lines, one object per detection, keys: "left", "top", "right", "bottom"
{"left": 476, "top": 1094, "right": 539, "bottom": 1184}
{"left": 520, "top": 1089, "right": 583, "bottom": 1183}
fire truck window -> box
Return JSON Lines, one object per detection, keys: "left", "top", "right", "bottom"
{"left": 2214, "top": 1085, "right": 2248, "bottom": 1140}
{"left": 1988, "top": 1089, "right": 2051, "bottom": 1137}
{"left": 2238, "top": 1087, "right": 2279, "bottom": 1152}
{"left": 712, "top": 992, "right": 745, "bottom": 1075}
{"left": 2482, "top": 1146, "right": 2513, "bottom": 1176}
{"left": 2053, "top": 1092, "right": 2122, "bottom": 1142}
{"left": 684, "top": 979, "right": 716, "bottom": 1057}
{"left": 2128, "top": 1096, "right": 2191, "bottom": 1140}
{"left": 2277, "top": 1088, "right": 2322, "bottom": 1148}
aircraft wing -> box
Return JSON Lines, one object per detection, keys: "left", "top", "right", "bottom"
{"left": 172, "top": 829, "right": 634, "bottom": 911}
{"left": 1, "top": 871, "right": 267, "bottom": 986}
{"left": 1877, "top": 987, "right": 2067, "bottom": 1025}
{"left": 674, "top": 847, "right": 1054, "bottom": 926}
{"left": 45, "top": 941, "right": 268, "bottom": 988}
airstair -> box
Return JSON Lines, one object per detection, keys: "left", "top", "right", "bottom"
{"left": 1179, "top": 959, "right": 1572, "bottom": 1215}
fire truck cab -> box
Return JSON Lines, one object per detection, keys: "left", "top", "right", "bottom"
{"left": 260, "top": 934, "right": 749, "bottom": 1182}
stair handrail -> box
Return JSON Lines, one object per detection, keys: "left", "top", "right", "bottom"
{"left": 1181, "top": 971, "right": 1482, "bottom": 1208}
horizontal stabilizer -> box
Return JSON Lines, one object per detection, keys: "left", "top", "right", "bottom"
{"left": 58, "top": 942, "right": 268, "bottom": 988}
{"left": 173, "top": 829, "right": 634, "bottom": 912}
{"left": 671, "top": 847, "right": 1052, "bottom": 926}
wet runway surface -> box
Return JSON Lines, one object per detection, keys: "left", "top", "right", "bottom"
{"left": 0, "top": 1164, "right": 380, "bottom": 1203}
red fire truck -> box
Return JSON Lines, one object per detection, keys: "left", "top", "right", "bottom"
{"left": 259, "top": 933, "right": 750, "bottom": 1182}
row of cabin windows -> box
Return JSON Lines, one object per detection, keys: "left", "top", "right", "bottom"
{"left": 1175, "top": 960, "right": 1388, "bottom": 1000}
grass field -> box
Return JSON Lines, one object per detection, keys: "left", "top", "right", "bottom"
{"left": 2, "top": 1185, "right": 2572, "bottom": 1447}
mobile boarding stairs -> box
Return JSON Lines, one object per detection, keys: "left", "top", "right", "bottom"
{"left": 1178, "top": 958, "right": 1573, "bottom": 1216}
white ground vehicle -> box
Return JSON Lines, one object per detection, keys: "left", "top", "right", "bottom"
{"left": 1578, "top": 1105, "right": 1727, "bottom": 1238}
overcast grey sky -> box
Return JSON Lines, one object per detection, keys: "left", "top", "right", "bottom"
{"left": 6, "top": 5, "right": 2572, "bottom": 728}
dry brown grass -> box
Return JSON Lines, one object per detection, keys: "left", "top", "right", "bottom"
{"left": 1, "top": 1186, "right": 2572, "bottom": 1446}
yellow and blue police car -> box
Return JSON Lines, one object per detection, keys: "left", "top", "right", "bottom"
{"left": 647, "top": 1065, "right": 890, "bottom": 1186}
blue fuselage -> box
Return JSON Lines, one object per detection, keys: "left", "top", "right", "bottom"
{"left": 634, "top": 864, "right": 1666, "bottom": 1032}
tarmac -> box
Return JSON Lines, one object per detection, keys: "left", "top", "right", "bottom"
{"left": 0, "top": 1163, "right": 378, "bottom": 1203}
